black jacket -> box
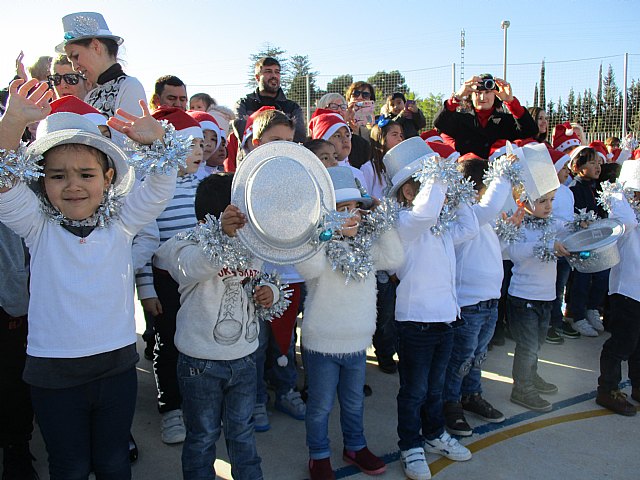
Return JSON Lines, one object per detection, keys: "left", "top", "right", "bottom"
{"left": 570, "top": 176, "right": 603, "bottom": 217}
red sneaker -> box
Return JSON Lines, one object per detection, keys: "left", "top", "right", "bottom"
{"left": 309, "top": 457, "right": 335, "bottom": 480}
{"left": 342, "top": 447, "right": 386, "bottom": 475}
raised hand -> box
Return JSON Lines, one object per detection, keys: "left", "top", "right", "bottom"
{"left": 0, "top": 79, "right": 52, "bottom": 151}
{"left": 455, "top": 76, "right": 481, "bottom": 99}
{"left": 494, "top": 78, "right": 514, "bottom": 103}
{"left": 15, "top": 51, "right": 27, "bottom": 80}
{"left": 220, "top": 204, "right": 247, "bottom": 237}
{"left": 107, "top": 100, "right": 164, "bottom": 145}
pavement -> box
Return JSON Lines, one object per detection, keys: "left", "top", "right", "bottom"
{"left": 18, "top": 306, "right": 640, "bottom": 479}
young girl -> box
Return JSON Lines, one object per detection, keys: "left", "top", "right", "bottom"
{"left": 297, "top": 166, "right": 403, "bottom": 480}
{"left": 360, "top": 119, "right": 404, "bottom": 199}
{"left": 189, "top": 92, "right": 217, "bottom": 112}
{"left": 304, "top": 139, "right": 338, "bottom": 168}
{"left": 0, "top": 79, "right": 185, "bottom": 479}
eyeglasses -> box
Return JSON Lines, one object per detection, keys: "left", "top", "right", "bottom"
{"left": 351, "top": 90, "right": 371, "bottom": 100}
{"left": 327, "top": 102, "right": 348, "bottom": 111}
{"left": 47, "top": 73, "right": 85, "bottom": 87}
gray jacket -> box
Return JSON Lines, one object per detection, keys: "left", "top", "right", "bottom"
{"left": 0, "top": 221, "right": 29, "bottom": 317}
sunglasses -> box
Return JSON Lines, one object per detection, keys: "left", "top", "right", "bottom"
{"left": 47, "top": 73, "right": 85, "bottom": 87}
{"left": 352, "top": 90, "right": 371, "bottom": 100}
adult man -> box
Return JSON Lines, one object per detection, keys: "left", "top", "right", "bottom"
{"left": 150, "top": 75, "right": 188, "bottom": 110}
{"left": 236, "top": 57, "right": 305, "bottom": 142}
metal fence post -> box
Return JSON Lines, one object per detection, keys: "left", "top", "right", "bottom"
{"left": 305, "top": 75, "right": 311, "bottom": 131}
{"left": 452, "top": 63, "right": 456, "bottom": 93}
{"left": 622, "top": 53, "right": 628, "bottom": 136}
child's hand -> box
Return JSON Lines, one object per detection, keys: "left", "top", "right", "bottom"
{"left": 220, "top": 204, "right": 247, "bottom": 237}
{"left": 554, "top": 241, "right": 570, "bottom": 257}
{"left": 3, "top": 79, "right": 52, "bottom": 128}
{"left": 141, "top": 297, "right": 163, "bottom": 316}
{"left": 503, "top": 205, "right": 525, "bottom": 227}
{"left": 253, "top": 285, "right": 274, "bottom": 308}
{"left": 15, "top": 52, "right": 27, "bottom": 80}
{"left": 107, "top": 101, "right": 164, "bottom": 144}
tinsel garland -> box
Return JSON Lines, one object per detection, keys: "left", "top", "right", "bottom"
{"left": 125, "top": 120, "right": 191, "bottom": 175}
{"left": 598, "top": 180, "right": 640, "bottom": 222}
{"left": 178, "top": 214, "right": 253, "bottom": 271}
{"left": 0, "top": 142, "right": 44, "bottom": 188}
{"left": 566, "top": 208, "right": 598, "bottom": 232}
{"left": 522, "top": 215, "right": 557, "bottom": 263}
{"left": 251, "top": 271, "right": 293, "bottom": 322}
{"left": 483, "top": 154, "right": 525, "bottom": 193}
{"left": 494, "top": 211, "right": 524, "bottom": 244}
{"left": 40, "top": 185, "right": 123, "bottom": 228}
{"left": 412, "top": 155, "right": 476, "bottom": 236}
{"left": 621, "top": 136, "right": 638, "bottom": 152}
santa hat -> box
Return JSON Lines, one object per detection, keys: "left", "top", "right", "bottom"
{"left": 49, "top": 95, "right": 107, "bottom": 127}
{"left": 152, "top": 107, "right": 203, "bottom": 140}
{"left": 269, "top": 284, "right": 302, "bottom": 367}
{"left": 308, "top": 108, "right": 348, "bottom": 140}
{"left": 457, "top": 152, "right": 486, "bottom": 162}
{"left": 489, "top": 139, "right": 508, "bottom": 161}
{"left": 589, "top": 140, "right": 613, "bottom": 163}
{"left": 420, "top": 128, "right": 443, "bottom": 143}
{"left": 547, "top": 147, "right": 571, "bottom": 173}
{"left": 552, "top": 122, "right": 581, "bottom": 152}
{"left": 633, "top": 148, "right": 640, "bottom": 160}
{"left": 426, "top": 140, "right": 459, "bottom": 161}
{"left": 242, "top": 106, "right": 275, "bottom": 148}
{"left": 514, "top": 137, "right": 539, "bottom": 148}
{"left": 188, "top": 110, "right": 223, "bottom": 150}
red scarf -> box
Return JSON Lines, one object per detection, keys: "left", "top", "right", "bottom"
{"left": 475, "top": 107, "right": 494, "bottom": 128}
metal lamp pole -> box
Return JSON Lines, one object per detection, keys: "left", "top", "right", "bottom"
{"left": 501, "top": 20, "right": 510, "bottom": 80}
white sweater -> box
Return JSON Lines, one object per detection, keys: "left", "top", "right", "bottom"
{"left": 395, "top": 180, "right": 479, "bottom": 323}
{"left": 296, "top": 228, "right": 404, "bottom": 355}
{"left": 606, "top": 193, "right": 640, "bottom": 302}
{"left": 455, "top": 177, "right": 511, "bottom": 308}
{"left": 0, "top": 173, "right": 176, "bottom": 358}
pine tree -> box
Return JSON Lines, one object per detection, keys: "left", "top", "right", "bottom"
{"left": 286, "top": 55, "right": 319, "bottom": 112}
{"left": 539, "top": 61, "right": 546, "bottom": 112}
{"left": 247, "top": 43, "right": 290, "bottom": 90}
{"left": 596, "top": 63, "right": 603, "bottom": 128}
{"left": 603, "top": 64, "right": 620, "bottom": 132}
{"left": 567, "top": 88, "right": 576, "bottom": 122}
{"left": 533, "top": 83, "right": 539, "bottom": 108}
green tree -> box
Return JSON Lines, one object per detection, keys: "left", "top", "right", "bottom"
{"left": 325, "top": 75, "right": 353, "bottom": 96}
{"left": 602, "top": 64, "right": 620, "bottom": 132}
{"left": 247, "top": 43, "right": 289, "bottom": 90}
{"left": 286, "top": 55, "right": 320, "bottom": 112}
{"left": 417, "top": 93, "right": 445, "bottom": 129}
{"left": 533, "top": 83, "right": 539, "bottom": 108}
{"left": 367, "top": 70, "right": 409, "bottom": 104}
{"left": 539, "top": 60, "right": 546, "bottom": 112}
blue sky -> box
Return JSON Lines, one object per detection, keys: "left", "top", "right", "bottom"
{"left": 2, "top": 0, "right": 639, "bottom": 109}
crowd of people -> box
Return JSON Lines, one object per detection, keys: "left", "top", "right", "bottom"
{"left": 1, "top": 11, "right": 639, "bottom": 480}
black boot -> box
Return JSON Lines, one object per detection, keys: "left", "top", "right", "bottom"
{"left": 2, "top": 443, "right": 39, "bottom": 480}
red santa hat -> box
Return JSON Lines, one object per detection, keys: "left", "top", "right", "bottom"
{"left": 514, "top": 137, "right": 539, "bottom": 148}
{"left": 152, "top": 107, "right": 203, "bottom": 140}
{"left": 241, "top": 106, "right": 275, "bottom": 148}
{"left": 488, "top": 139, "right": 508, "bottom": 161}
{"left": 457, "top": 152, "right": 486, "bottom": 162}
{"left": 633, "top": 148, "right": 640, "bottom": 160}
{"left": 420, "top": 128, "right": 443, "bottom": 143}
{"left": 426, "top": 140, "right": 459, "bottom": 161}
{"left": 552, "top": 122, "right": 581, "bottom": 152}
{"left": 269, "top": 284, "right": 303, "bottom": 367}
{"left": 49, "top": 95, "right": 107, "bottom": 127}
{"left": 188, "top": 110, "right": 223, "bottom": 150}
{"left": 308, "top": 108, "right": 349, "bottom": 140}
{"left": 546, "top": 146, "right": 571, "bottom": 173}
{"left": 589, "top": 140, "right": 613, "bottom": 163}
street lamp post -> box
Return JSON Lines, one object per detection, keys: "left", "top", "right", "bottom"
{"left": 501, "top": 20, "right": 510, "bottom": 80}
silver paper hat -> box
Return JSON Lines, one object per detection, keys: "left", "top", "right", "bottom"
{"left": 55, "top": 12, "right": 124, "bottom": 53}
{"left": 327, "top": 166, "right": 374, "bottom": 209}
{"left": 562, "top": 218, "right": 624, "bottom": 273}
{"left": 28, "top": 112, "right": 135, "bottom": 197}
{"left": 382, "top": 137, "right": 439, "bottom": 196}
{"left": 619, "top": 159, "right": 640, "bottom": 192}
{"left": 231, "top": 141, "right": 336, "bottom": 265}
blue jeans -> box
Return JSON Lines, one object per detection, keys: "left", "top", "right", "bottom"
{"left": 373, "top": 275, "right": 398, "bottom": 360}
{"left": 569, "top": 269, "right": 609, "bottom": 321}
{"left": 178, "top": 353, "right": 262, "bottom": 480}
{"left": 444, "top": 299, "right": 498, "bottom": 403}
{"left": 30, "top": 367, "right": 137, "bottom": 480}
{"left": 551, "top": 258, "right": 571, "bottom": 328}
{"left": 507, "top": 295, "right": 552, "bottom": 395}
{"left": 396, "top": 321, "right": 454, "bottom": 450}
{"left": 302, "top": 350, "right": 366, "bottom": 459}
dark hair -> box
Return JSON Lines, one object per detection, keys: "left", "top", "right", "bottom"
{"left": 604, "top": 136, "right": 620, "bottom": 148}
{"left": 396, "top": 178, "right": 419, "bottom": 206}
{"left": 253, "top": 110, "right": 294, "bottom": 140}
{"left": 369, "top": 120, "right": 402, "bottom": 183}
{"left": 345, "top": 81, "right": 376, "bottom": 102}
{"left": 69, "top": 37, "right": 119, "bottom": 59}
{"left": 528, "top": 107, "right": 547, "bottom": 142}
{"left": 598, "top": 163, "right": 621, "bottom": 184}
{"left": 573, "top": 147, "right": 598, "bottom": 170}
{"left": 303, "top": 138, "right": 333, "bottom": 155}
{"left": 389, "top": 92, "right": 406, "bottom": 103}
{"left": 154, "top": 75, "right": 186, "bottom": 96}
{"left": 457, "top": 159, "right": 489, "bottom": 192}
{"left": 195, "top": 173, "right": 234, "bottom": 221}
{"left": 189, "top": 93, "right": 216, "bottom": 109}
{"left": 254, "top": 57, "right": 281, "bottom": 76}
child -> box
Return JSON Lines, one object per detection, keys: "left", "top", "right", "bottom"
{"left": 385, "top": 92, "right": 426, "bottom": 139}
{"left": 304, "top": 139, "right": 338, "bottom": 168}
{"left": 189, "top": 92, "right": 216, "bottom": 112}
{"left": 189, "top": 110, "right": 225, "bottom": 180}
{"left": 0, "top": 79, "right": 184, "bottom": 479}
{"left": 135, "top": 107, "right": 204, "bottom": 444}
{"left": 385, "top": 138, "right": 477, "bottom": 480}
{"left": 361, "top": 119, "right": 404, "bottom": 200}
{"left": 595, "top": 160, "right": 640, "bottom": 416}
{"left": 296, "top": 166, "right": 403, "bottom": 479}
{"left": 154, "top": 172, "right": 283, "bottom": 479}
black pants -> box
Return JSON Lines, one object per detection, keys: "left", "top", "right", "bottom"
{"left": 598, "top": 294, "right": 640, "bottom": 393}
{"left": 0, "top": 307, "right": 33, "bottom": 447}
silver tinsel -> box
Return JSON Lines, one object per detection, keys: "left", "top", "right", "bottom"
{"left": 0, "top": 142, "right": 44, "bottom": 188}
{"left": 251, "top": 271, "right": 293, "bottom": 322}
{"left": 523, "top": 215, "right": 557, "bottom": 263}
{"left": 620, "top": 136, "right": 638, "bottom": 152}
{"left": 494, "top": 211, "right": 524, "bottom": 244}
{"left": 359, "top": 197, "right": 400, "bottom": 240}
{"left": 125, "top": 120, "right": 191, "bottom": 175}
{"left": 567, "top": 250, "right": 601, "bottom": 271}
{"left": 412, "top": 155, "right": 476, "bottom": 236}
{"left": 483, "top": 154, "right": 527, "bottom": 199}
{"left": 311, "top": 208, "right": 354, "bottom": 245}
{"left": 40, "top": 185, "right": 123, "bottom": 228}
{"left": 566, "top": 208, "right": 598, "bottom": 232}
{"left": 178, "top": 214, "right": 253, "bottom": 271}
{"left": 598, "top": 180, "right": 640, "bottom": 222}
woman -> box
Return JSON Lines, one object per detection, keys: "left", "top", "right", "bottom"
{"left": 49, "top": 54, "right": 93, "bottom": 100}
{"left": 345, "top": 81, "right": 376, "bottom": 142}
{"left": 528, "top": 107, "right": 549, "bottom": 144}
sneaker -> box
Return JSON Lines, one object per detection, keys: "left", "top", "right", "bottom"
{"left": 342, "top": 447, "right": 386, "bottom": 475}
{"left": 253, "top": 403, "right": 270, "bottom": 432}
{"left": 461, "top": 393, "right": 505, "bottom": 423}
{"left": 545, "top": 326, "right": 564, "bottom": 345}
{"left": 377, "top": 356, "right": 398, "bottom": 374}
{"left": 275, "top": 389, "right": 306, "bottom": 420}
{"left": 533, "top": 375, "right": 558, "bottom": 394}
{"left": 572, "top": 319, "right": 599, "bottom": 337}
{"left": 2, "top": 443, "right": 39, "bottom": 480}
{"left": 559, "top": 322, "right": 581, "bottom": 339}
{"left": 424, "top": 431, "right": 472, "bottom": 461}
{"left": 632, "top": 387, "right": 640, "bottom": 403}
{"left": 510, "top": 390, "right": 552, "bottom": 412}
{"left": 161, "top": 409, "right": 186, "bottom": 444}
{"left": 308, "top": 457, "right": 335, "bottom": 480}
{"left": 596, "top": 390, "right": 637, "bottom": 416}
{"left": 586, "top": 309, "right": 605, "bottom": 332}
{"left": 400, "top": 447, "right": 431, "bottom": 480}
{"left": 443, "top": 402, "right": 472, "bottom": 436}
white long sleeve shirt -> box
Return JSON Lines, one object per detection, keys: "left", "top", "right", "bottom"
{"left": 553, "top": 184, "right": 575, "bottom": 225}
{"left": 360, "top": 160, "right": 387, "bottom": 200}
{"left": 606, "top": 192, "right": 640, "bottom": 302}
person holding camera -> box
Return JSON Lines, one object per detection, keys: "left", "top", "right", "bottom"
{"left": 434, "top": 74, "right": 537, "bottom": 159}
{"left": 386, "top": 92, "right": 426, "bottom": 139}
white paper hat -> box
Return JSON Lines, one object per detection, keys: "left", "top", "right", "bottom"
{"left": 619, "top": 160, "right": 640, "bottom": 192}
{"left": 382, "top": 137, "right": 439, "bottom": 196}
{"left": 508, "top": 141, "right": 559, "bottom": 202}
{"left": 327, "top": 166, "right": 373, "bottom": 209}
{"left": 231, "top": 141, "right": 335, "bottom": 265}
{"left": 56, "top": 12, "right": 123, "bottom": 53}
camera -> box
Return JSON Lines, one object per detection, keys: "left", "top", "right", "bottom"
{"left": 478, "top": 77, "right": 496, "bottom": 91}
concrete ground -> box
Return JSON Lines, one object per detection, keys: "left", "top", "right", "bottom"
{"left": 21, "top": 306, "right": 640, "bottom": 479}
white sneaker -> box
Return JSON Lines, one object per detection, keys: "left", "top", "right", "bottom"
{"left": 424, "top": 431, "right": 472, "bottom": 461}
{"left": 161, "top": 409, "right": 186, "bottom": 444}
{"left": 572, "top": 319, "right": 599, "bottom": 337}
{"left": 400, "top": 447, "right": 431, "bottom": 480}
{"left": 586, "top": 309, "right": 605, "bottom": 332}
